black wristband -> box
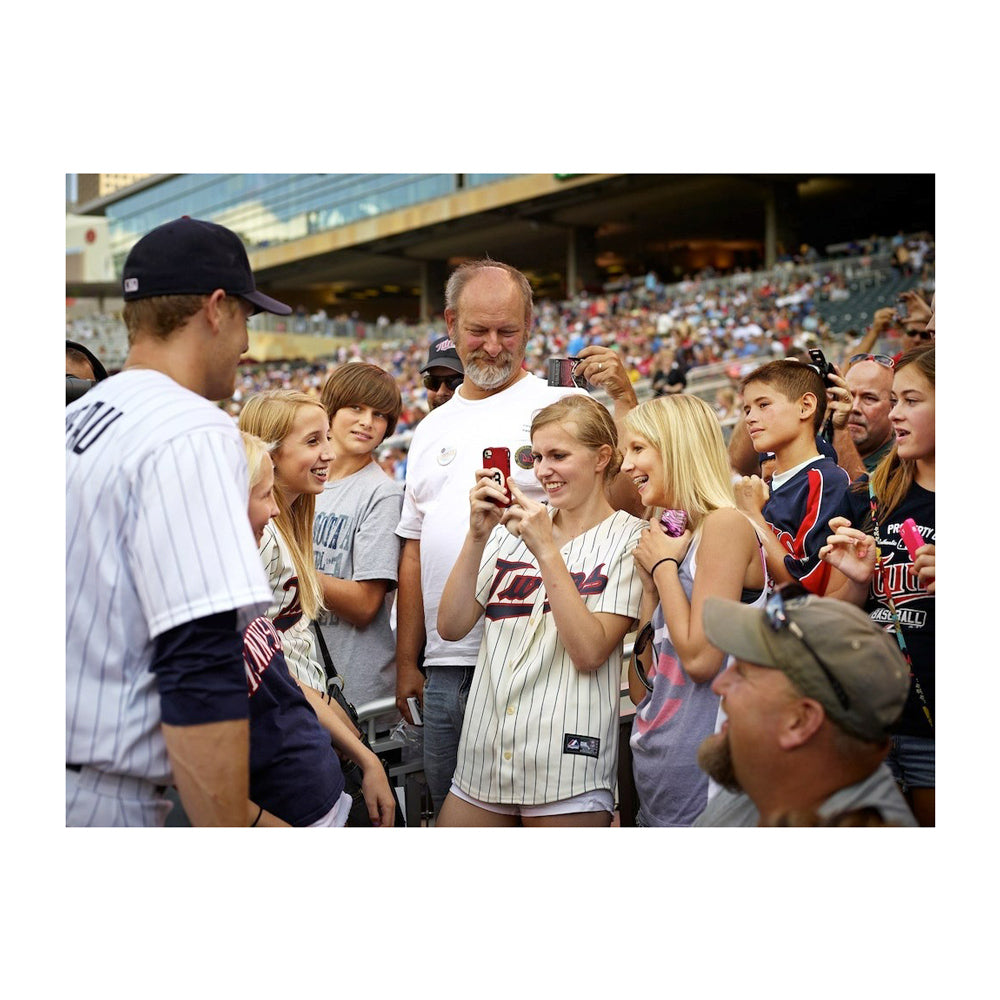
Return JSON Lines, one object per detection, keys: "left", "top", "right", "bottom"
{"left": 650, "top": 557, "right": 681, "bottom": 577}
{"left": 251, "top": 805, "right": 263, "bottom": 827}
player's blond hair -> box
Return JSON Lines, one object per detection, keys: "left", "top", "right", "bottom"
{"left": 624, "top": 394, "right": 737, "bottom": 529}
{"left": 238, "top": 390, "right": 325, "bottom": 621}
{"left": 530, "top": 394, "right": 622, "bottom": 484}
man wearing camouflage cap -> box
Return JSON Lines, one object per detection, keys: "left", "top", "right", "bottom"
{"left": 693, "top": 586, "right": 917, "bottom": 827}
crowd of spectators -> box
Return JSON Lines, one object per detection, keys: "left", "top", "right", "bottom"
{"left": 66, "top": 216, "right": 936, "bottom": 832}
{"left": 66, "top": 229, "right": 933, "bottom": 481}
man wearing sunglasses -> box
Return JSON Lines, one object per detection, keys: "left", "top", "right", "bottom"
{"left": 419, "top": 335, "right": 465, "bottom": 410}
{"left": 855, "top": 289, "right": 934, "bottom": 364}
{"left": 692, "top": 587, "right": 916, "bottom": 826}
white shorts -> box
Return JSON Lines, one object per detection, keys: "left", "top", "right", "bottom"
{"left": 307, "top": 790, "right": 353, "bottom": 827}
{"left": 449, "top": 782, "right": 614, "bottom": 817}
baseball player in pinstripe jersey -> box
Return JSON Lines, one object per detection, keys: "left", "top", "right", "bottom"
{"left": 435, "top": 395, "right": 645, "bottom": 827}
{"left": 65, "top": 216, "right": 291, "bottom": 826}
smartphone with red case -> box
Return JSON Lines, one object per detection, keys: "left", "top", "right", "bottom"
{"left": 900, "top": 517, "right": 923, "bottom": 560}
{"left": 483, "top": 447, "right": 511, "bottom": 507}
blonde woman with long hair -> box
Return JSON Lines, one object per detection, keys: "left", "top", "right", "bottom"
{"left": 621, "top": 393, "right": 769, "bottom": 826}
{"left": 238, "top": 390, "right": 332, "bottom": 694}
{"left": 237, "top": 431, "right": 395, "bottom": 827}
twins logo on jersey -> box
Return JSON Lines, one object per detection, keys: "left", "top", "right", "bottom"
{"left": 870, "top": 559, "right": 932, "bottom": 629}
{"left": 484, "top": 557, "right": 609, "bottom": 620}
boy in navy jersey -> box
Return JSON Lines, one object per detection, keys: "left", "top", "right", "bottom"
{"left": 735, "top": 359, "right": 851, "bottom": 594}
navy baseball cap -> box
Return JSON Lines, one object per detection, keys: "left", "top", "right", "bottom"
{"left": 420, "top": 335, "right": 464, "bottom": 375}
{"left": 122, "top": 216, "right": 292, "bottom": 316}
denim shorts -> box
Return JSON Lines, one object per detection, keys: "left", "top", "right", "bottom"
{"left": 886, "top": 734, "right": 935, "bottom": 791}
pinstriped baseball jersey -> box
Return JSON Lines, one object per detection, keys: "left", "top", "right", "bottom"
{"left": 66, "top": 370, "right": 271, "bottom": 784}
{"left": 453, "top": 508, "right": 645, "bottom": 804}
{"left": 258, "top": 520, "right": 327, "bottom": 693}
{"left": 396, "top": 373, "right": 587, "bottom": 668}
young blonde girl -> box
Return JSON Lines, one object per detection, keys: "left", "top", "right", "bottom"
{"left": 238, "top": 390, "right": 332, "bottom": 693}
{"left": 435, "top": 395, "right": 645, "bottom": 827}
{"left": 238, "top": 431, "right": 395, "bottom": 828}
{"left": 621, "top": 393, "right": 769, "bottom": 827}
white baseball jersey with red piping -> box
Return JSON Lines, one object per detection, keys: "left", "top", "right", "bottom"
{"left": 66, "top": 371, "right": 271, "bottom": 794}
{"left": 453, "top": 507, "right": 645, "bottom": 805}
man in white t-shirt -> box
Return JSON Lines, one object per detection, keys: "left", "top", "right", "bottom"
{"left": 396, "top": 261, "right": 625, "bottom": 815}
{"left": 66, "top": 217, "right": 290, "bottom": 826}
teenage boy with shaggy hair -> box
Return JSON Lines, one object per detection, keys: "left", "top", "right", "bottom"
{"left": 734, "top": 359, "right": 851, "bottom": 595}
{"left": 312, "top": 363, "right": 405, "bottom": 728}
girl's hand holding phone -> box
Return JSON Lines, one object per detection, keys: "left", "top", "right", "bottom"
{"left": 469, "top": 469, "right": 506, "bottom": 541}
{"left": 632, "top": 517, "right": 693, "bottom": 582}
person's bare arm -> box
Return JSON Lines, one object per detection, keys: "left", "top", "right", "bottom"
{"left": 644, "top": 509, "right": 760, "bottom": 683}
{"left": 246, "top": 801, "right": 291, "bottom": 827}
{"left": 573, "top": 347, "right": 645, "bottom": 516}
{"left": 733, "top": 475, "right": 797, "bottom": 587}
{"left": 824, "top": 367, "right": 866, "bottom": 481}
{"left": 297, "top": 682, "right": 396, "bottom": 826}
{"left": 854, "top": 306, "right": 896, "bottom": 357}
{"left": 728, "top": 417, "right": 760, "bottom": 478}
{"left": 575, "top": 344, "right": 639, "bottom": 426}
{"left": 394, "top": 538, "right": 425, "bottom": 724}
{"left": 318, "top": 574, "right": 389, "bottom": 628}
{"left": 161, "top": 719, "right": 250, "bottom": 826}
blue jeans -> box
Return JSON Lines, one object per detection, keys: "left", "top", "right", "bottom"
{"left": 886, "top": 734, "right": 935, "bottom": 791}
{"left": 422, "top": 665, "right": 475, "bottom": 815}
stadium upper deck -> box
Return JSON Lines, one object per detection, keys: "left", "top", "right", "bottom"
{"left": 66, "top": 172, "right": 934, "bottom": 322}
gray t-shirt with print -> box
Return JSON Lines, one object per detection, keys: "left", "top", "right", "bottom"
{"left": 313, "top": 461, "right": 404, "bottom": 724}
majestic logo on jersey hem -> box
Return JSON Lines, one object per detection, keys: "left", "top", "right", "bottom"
{"left": 563, "top": 734, "right": 599, "bottom": 758}
{"left": 515, "top": 445, "right": 534, "bottom": 470}
{"left": 437, "top": 446, "right": 457, "bottom": 466}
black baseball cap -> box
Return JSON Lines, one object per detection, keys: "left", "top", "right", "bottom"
{"left": 122, "top": 216, "right": 292, "bottom": 316}
{"left": 420, "top": 335, "right": 464, "bottom": 375}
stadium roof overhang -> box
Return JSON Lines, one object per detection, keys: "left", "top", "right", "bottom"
{"left": 245, "top": 173, "right": 804, "bottom": 298}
